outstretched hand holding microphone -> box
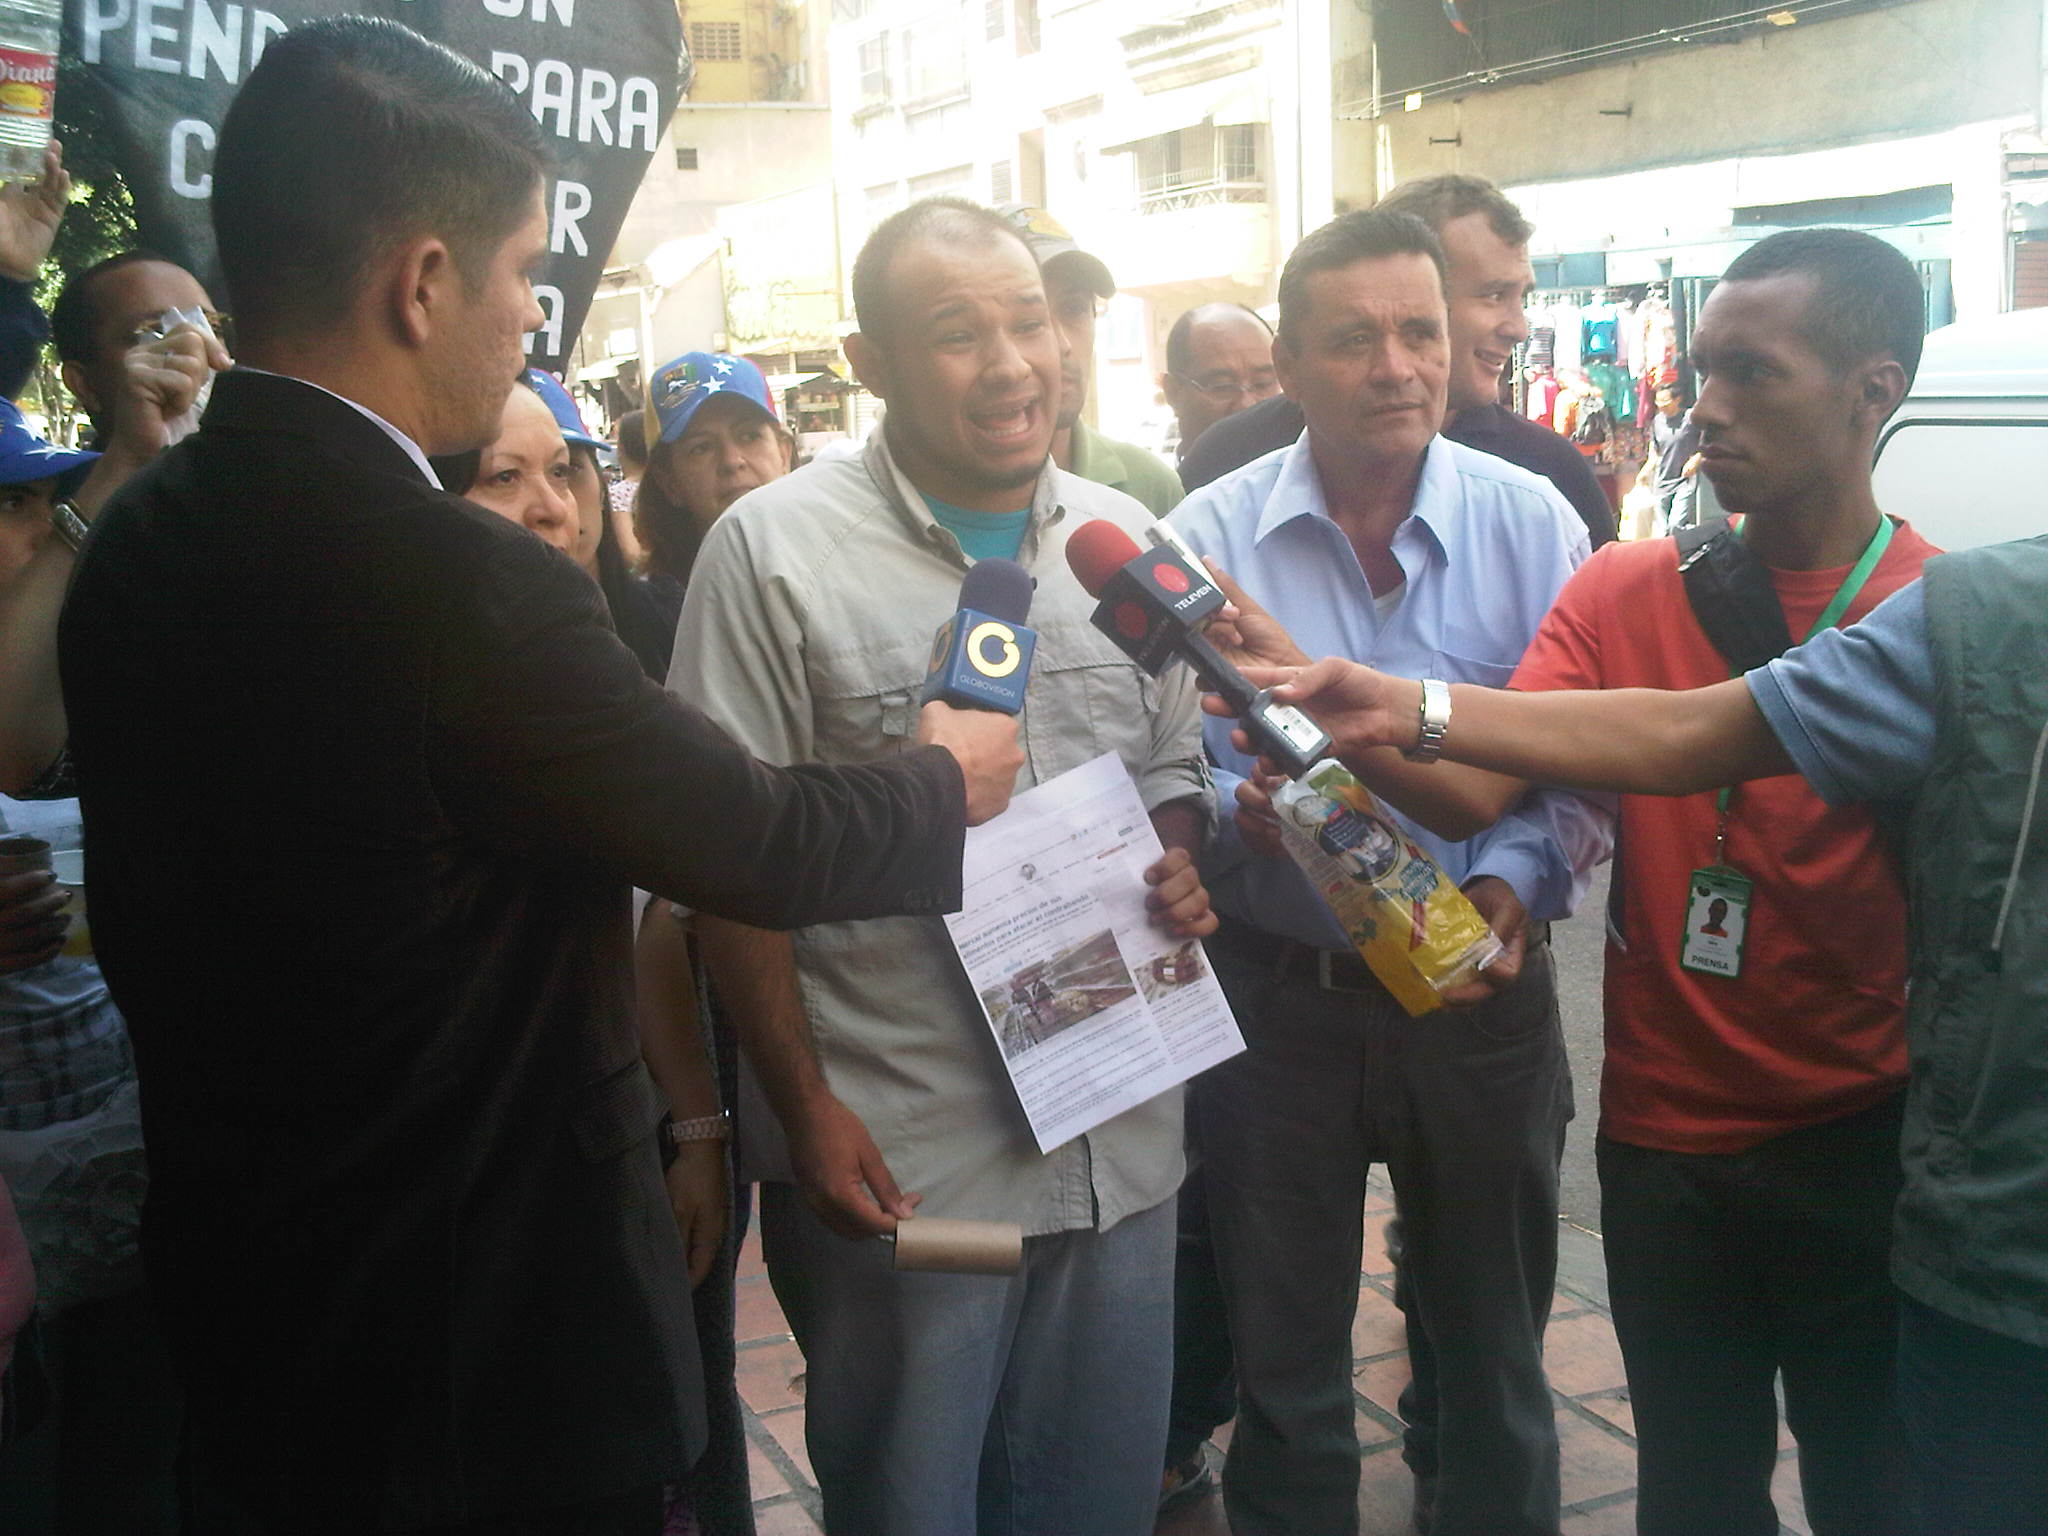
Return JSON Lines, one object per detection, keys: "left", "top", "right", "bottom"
{"left": 911, "top": 557, "right": 1034, "bottom": 826}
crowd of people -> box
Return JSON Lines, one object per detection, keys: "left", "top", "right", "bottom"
{"left": 0, "top": 14, "right": 2039, "bottom": 1536}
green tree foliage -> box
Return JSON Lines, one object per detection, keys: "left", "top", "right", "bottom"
{"left": 42, "top": 56, "right": 138, "bottom": 312}
{"left": 22, "top": 58, "right": 140, "bottom": 438}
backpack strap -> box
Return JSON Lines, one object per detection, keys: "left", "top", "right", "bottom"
{"left": 1674, "top": 517, "right": 1795, "bottom": 676}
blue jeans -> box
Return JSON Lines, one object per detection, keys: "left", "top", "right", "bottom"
{"left": 760, "top": 1184, "right": 1175, "bottom": 1536}
{"left": 1194, "top": 933, "right": 1569, "bottom": 1536}
{"left": 1899, "top": 1296, "right": 2048, "bottom": 1536}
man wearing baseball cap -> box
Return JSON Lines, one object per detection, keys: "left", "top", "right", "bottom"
{"left": 996, "top": 204, "right": 1183, "bottom": 517}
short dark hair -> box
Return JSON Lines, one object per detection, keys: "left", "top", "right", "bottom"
{"left": 1276, "top": 210, "right": 1448, "bottom": 349}
{"left": 1376, "top": 174, "right": 1533, "bottom": 247}
{"left": 851, "top": 197, "right": 1033, "bottom": 342}
{"left": 1719, "top": 228, "right": 1927, "bottom": 389}
{"left": 50, "top": 250, "right": 178, "bottom": 366}
{"left": 211, "top": 16, "right": 549, "bottom": 338}
{"left": 1165, "top": 303, "right": 1272, "bottom": 378}
{"left": 614, "top": 409, "right": 648, "bottom": 469}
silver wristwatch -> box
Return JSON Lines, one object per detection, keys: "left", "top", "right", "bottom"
{"left": 666, "top": 1110, "right": 732, "bottom": 1145}
{"left": 50, "top": 499, "right": 91, "bottom": 555}
{"left": 1404, "top": 677, "right": 1452, "bottom": 764}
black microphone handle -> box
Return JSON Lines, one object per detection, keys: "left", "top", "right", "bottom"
{"left": 1173, "top": 622, "right": 1331, "bottom": 778}
{"left": 1177, "top": 628, "right": 1261, "bottom": 717}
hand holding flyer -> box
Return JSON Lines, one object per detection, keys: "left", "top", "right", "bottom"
{"left": 943, "top": 753, "right": 1244, "bottom": 1153}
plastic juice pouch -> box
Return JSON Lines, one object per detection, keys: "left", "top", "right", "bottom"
{"left": 1272, "top": 760, "right": 1504, "bottom": 1016}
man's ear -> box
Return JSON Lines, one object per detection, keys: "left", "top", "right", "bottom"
{"left": 1271, "top": 331, "right": 1298, "bottom": 400}
{"left": 1857, "top": 357, "right": 1908, "bottom": 424}
{"left": 386, "top": 236, "right": 460, "bottom": 351}
{"left": 843, "top": 331, "right": 890, "bottom": 402}
{"left": 60, "top": 360, "right": 100, "bottom": 421}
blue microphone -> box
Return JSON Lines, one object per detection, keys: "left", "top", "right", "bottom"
{"left": 921, "top": 558, "right": 1037, "bottom": 715}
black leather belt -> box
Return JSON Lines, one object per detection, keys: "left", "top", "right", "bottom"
{"left": 1209, "top": 917, "right": 1549, "bottom": 998}
{"left": 1208, "top": 921, "right": 1383, "bottom": 996}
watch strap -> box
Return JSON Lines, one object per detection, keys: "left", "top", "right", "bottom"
{"left": 1404, "top": 678, "right": 1451, "bottom": 764}
{"left": 50, "top": 500, "right": 91, "bottom": 555}
{"left": 666, "top": 1110, "right": 732, "bottom": 1144}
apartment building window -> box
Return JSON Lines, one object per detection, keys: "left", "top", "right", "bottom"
{"left": 908, "top": 163, "right": 975, "bottom": 200}
{"left": 985, "top": 0, "right": 1005, "bottom": 39}
{"left": 905, "top": 99, "right": 969, "bottom": 138}
{"left": 866, "top": 181, "right": 902, "bottom": 234}
{"left": 689, "top": 21, "right": 744, "bottom": 62}
{"left": 990, "top": 159, "right": 1013, "bottom": 203}
{"left": 675, "top": 145, "right": 700, "bottom": 170}
{"left": 1218, "top": 124, "right": 1258, "bottom": 183}
{"left": 1134, "top": 125, "right": 1265, "bottom": 210}
{"left": 902, "top": 21, "right": 970, "bottom": 103}
{"left": 2014, "top": 238, "right": 2048, "bottom": 310}
{"left": 1134, "top": 132, "right": 1183, "bottom": 201}
{"left": 1015, "top": 0, "right": 1040, "bottom": 54}
{"left": 858, "top": 34, "right": 892, "bottom": 104}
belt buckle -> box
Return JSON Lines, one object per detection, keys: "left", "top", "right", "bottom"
{"left": 1315, "top": 949, "right": 1375, "bottom": 996}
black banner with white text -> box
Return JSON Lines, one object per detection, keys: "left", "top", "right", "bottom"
{"left": 61, "top": 0, "right": 688, "bottom": 369}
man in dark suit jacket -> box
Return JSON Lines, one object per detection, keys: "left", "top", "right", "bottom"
{"left": 55, "top": 21, "right": 1020, "bottom": 1536}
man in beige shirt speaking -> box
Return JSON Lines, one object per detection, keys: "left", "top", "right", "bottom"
{"left": 668, "top": 197, "right": 1216, "bottom": 1536}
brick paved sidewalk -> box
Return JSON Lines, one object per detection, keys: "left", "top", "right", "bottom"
{"left": 730, "top": 1176, "right": 1816, "bottom": 1535}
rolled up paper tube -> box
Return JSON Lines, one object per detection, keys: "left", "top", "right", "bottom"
{"left": 888, "top": 1216, "right": 1024, "bottom": 1275}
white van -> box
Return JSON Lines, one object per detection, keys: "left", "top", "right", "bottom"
{"left": 1873, "top": 308, "right": 2048, "bottom": 551}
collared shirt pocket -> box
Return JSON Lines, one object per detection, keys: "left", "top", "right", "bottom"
{"left": 1025, "top": 618, "right": 1163, "bottom": 783}
{"left": 808, "top": 640, "right": 932, "bottom": 763}
{"left": 1432, "top": 649, "right": 1519, "bottom": 690}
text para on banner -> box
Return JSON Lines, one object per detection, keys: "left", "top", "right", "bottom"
{"left": 63, "top": 0, "right": 689, "bottom": 371}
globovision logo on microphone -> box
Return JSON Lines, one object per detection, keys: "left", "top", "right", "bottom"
{"left": 967, "top": 620, "right": 1024, "bottom": 679}
{"left": 924, "top": 608, "right": 1037, "bottom": 712}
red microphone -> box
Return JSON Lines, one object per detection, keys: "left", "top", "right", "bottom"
{"left": 1064, "top": 520, "right": 1330, "bottom": 778}
{"left": 1065, "top": 521, "right": 1227, "bottom": 671}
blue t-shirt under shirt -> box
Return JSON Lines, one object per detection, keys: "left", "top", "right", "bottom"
{"left": 922, "top": 493, "right": 1030, "bottom": 562}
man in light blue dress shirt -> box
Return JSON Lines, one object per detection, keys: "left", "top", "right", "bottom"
{"left": 1169, "top": 208, "right": 1611, "bottom": 1536}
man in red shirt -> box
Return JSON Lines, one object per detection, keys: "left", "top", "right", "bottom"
{"left": 1506, "top": 230, "right": 1931, "bottom": 1535}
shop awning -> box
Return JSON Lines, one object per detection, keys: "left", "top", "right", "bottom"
{"left": 1098, "top": 80, "right": 1266, "bottom": 152}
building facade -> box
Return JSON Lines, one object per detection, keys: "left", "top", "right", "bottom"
{"left": 572, "top": 0, "right": 837, "bottom": 429}
{"left": 1354, "top": 0, "right": 2043, "bottom": 333}
{"left": 824, "top": 0, "right": 1362, "bottom": 445}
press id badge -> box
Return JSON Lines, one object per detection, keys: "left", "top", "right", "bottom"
{"left": 1679, "top": 865, "right": 1752, "bottom": 978}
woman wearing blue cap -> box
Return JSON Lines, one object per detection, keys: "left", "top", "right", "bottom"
{"left": 635, "top": 351, "right": 793, "bottom": 600}
{"left": 0, "top": 399, "right": 99, "bottom": 592}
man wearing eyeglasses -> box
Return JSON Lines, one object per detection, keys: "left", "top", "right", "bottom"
{"left": 1161, "top": 302, "right": 1278, "bottom": 466}
{"left": 50, "top": 252, "right": 223, "bottom": 449}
